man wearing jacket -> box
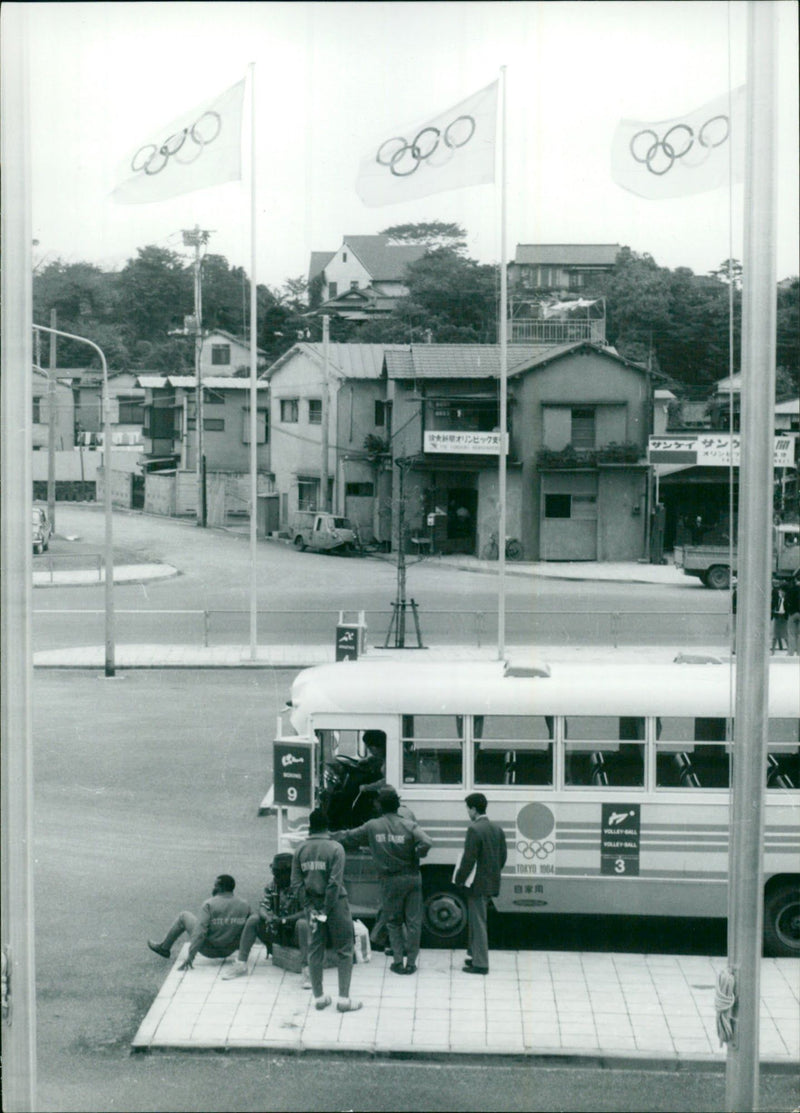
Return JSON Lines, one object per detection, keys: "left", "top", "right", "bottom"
{"left": 332, "top": 786, "right": 433, "bottom": 975}
{"left": 147, "top": 874, "right": 251, "bottom": 971}
{"left": 454, "top": 793, "right": 507, "bottom": 975}
{"left": 291, "top": 808, "right": 361, "bottom": 1013}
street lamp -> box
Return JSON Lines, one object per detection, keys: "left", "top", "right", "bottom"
{"left": 32, "top": 324, "right": 115, "bottom": 677}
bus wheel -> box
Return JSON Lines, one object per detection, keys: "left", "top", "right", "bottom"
{"left": 764, "top": 880, "right": 800, "bottom": 957}
{"left": 293, "top": 535, "right": 306, "bottom": 551}
{"left": 706, "top": 564, "right": 730, "bottom": 590}
{"left": 421, "top": 877, "right": 468, "bottom": 947}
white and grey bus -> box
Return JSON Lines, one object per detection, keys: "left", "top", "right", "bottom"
{"left": 272, "top": 657, "right": 800, "bottom": 956}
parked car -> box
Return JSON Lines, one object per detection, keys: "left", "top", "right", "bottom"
{"left": 291, "top": 512, "right": 359, "bottom": 554}
{"left": 32, "top": 506, "right": 52, "bottom": 554}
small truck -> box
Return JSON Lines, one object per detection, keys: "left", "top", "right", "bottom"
{"left": 673, "top": 522, "right": 800, "bottom": 589}
{"left": 291, "top": 511, "right": 359, "bottom": 554}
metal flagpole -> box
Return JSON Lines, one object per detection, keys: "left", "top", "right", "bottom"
{"left": 249, "top": 61, "right": 259, "bottom": 659}
{"left": 321, "top": 315, "right": 330, "bottom": 511}
{"left": 1, "top": 6, "right": 38, "bottom": 1106}
{"left": 497, "top": 64, "right": 508, "bottom": 660}
{"left": 725, "top": 4, "right": 778, "bottom": 1110}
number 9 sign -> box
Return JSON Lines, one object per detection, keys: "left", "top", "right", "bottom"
{"left": 273, "top": 742, "right": 313, "bottom": 808}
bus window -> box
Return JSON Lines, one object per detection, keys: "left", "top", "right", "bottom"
{"left": 656, "top": 717, "right": 730, "bottom": 788}
{"left": 767, "top": 718, "right": 799, "bottom": 790}
{"left": 402, "top": 714, "right": 463, "bottom": 786}
{"left": 473, "top": 715, "right": 553, "bottom": 786}
{"left": 564, "top": 716, "right": 645, "bottom": 788}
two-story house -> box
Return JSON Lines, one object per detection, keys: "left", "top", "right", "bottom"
{"left": 508, "top": 244, "right": 619, "bottom": 344}
{"left": 199, "top": 329, "right": 266, "bottom": 377}
{"left": 387, "top": 341, "right": 656, "bottom": 561}
{"left": 265, "top": 342, "right": 400, "bottom": 542}
{"left": 308, "top": 235, "right": 428, "bottom": 324}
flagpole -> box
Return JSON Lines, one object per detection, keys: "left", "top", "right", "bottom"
{"left": 248, "top": 61, "right": 258, "bottom": 660}
{"left": 497, "top": 65, "right": 508, "bottom": 660}
{"left": 725, "top": 4, "right": 778, "bottom": 1110}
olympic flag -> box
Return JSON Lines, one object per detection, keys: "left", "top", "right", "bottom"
{"left": 112, "top": 79, "right": 245, "bottom": 204}
{"left": 611, "top": 86, "right": 745, "bottom": 200}
{"left": 356, "top": 81, "right": 498, "bottom": 207}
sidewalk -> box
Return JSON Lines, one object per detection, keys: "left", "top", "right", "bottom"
{"left": 132, "top": 942, "right": 799, "bottom": 1065}
{"left": 33, "top": 562, "right": 178, "bottom": 587}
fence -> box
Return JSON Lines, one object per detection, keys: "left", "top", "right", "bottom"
{"left": 33, "top": 607, "right": 733, "bottom": 649}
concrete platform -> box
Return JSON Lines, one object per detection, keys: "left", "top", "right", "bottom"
{"left": 132, "top": 943, "right": 799, "bottom": 1063}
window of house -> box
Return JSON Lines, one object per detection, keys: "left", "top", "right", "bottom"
{"left": 350, "top": 280, "right": 359, "bottom": 290}
{"left": 280, "top": 398, "right": 299, "bottom": 423}
{"left": 203, "top": 389, "right": 225, "bottom": 405}
{"left": 308, "top": 399, "right": 322, "bottom": 424}
{"left": 241, "top": 408, "right": 268, "bottom": 444}
{"left": 33, "top": 397, "right": 41, "bottom": 423}
{"left": 571, "top": 408, "right": 595, "bottom": 449}
{"left": 345, "top": 482, "right": 374, "bottom": 497}
{"left": 545, "top": 494, "right": 571, "bottom": 518}
{"left": 568, "top": 271, "right": 584, "bottom": 289}
{"left": 328, "top": 282, "right": 338, "bottom": 298}
{"left": 375, "top": 400, "right": 391, "bottom": 428}
{"left": 203, "top": 417, "right": 225, "bottom": 432}
{"left": 117, "top": 396, "right": 144, "bottom": 423}
{"left": 211, "top": 344, "right": 231, "bottom": 366}
{"left": 297, "top": 477, "right": 319, "bottom": 511}
{"left": 342, "top": 252, "right": 348, "bottom": 262}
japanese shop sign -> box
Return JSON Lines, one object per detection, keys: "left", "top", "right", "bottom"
{"left": 648, "top": 433, "right": 796, "bottom": 467}
{"left": 424, "top": 431, "right": 507, "bottom": 454}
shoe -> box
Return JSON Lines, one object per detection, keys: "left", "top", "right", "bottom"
{"left": 147, "top": 940, "right": 170, "bottom": 959}
{"left": 301, "top": 967, "right": 312, "bottom": 989}
{"left": 384, "top": 947, "right": 394, "bottom": 956}
{"left": 389, "top": 962, "right": 406, "bottom": 975}
{"left": 402, "top": 963, "right": 417, "bottom": 975}
{"left": 462, "top": 965, "right": 488, "bottom": 974}
{"left": 221, "top": 959, "right": 247, "bottom": 980}
{"left": 464, "top": 957, "right": 473, "bottom": 967}
{"left": 314, "top": 995, "right": 332, "bottom": 1010}
{"left": 337, "top": 998, "right": 363, "bottom": 1013}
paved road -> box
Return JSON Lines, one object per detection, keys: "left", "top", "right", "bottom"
{"left": 32, "top": 506, "right": 731, "bottom": 651}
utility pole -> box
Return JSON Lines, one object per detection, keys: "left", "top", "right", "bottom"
{"left": 321, "top": 315, "right": 330, "bottom": 511}
{"left": 183, "top": 226, "right": 211, "bottom": 526}
{"left": 47, "top": 308, "right": 57, "bottom": 530}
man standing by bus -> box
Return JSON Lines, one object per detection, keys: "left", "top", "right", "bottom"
{"left": 332, "top": 786, "right": 433, "bottom": 975}
{"left": 291, "top": 808, "right": 362, "bottom": 1013}
{"left": 454, "top": 793, "right": 507, "bottom": 975}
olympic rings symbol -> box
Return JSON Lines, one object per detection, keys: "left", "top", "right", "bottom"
{"left": 375, "top": 114, "right": 476, "bottom": 178}
{"left": 131, "top": 111, "right": 222, "bottom": 177}
{"left": 516, "top": 839, "right": 554, "bottom": 861}
{"left": 630, "top": 114, "right": 730, "bottom": 177}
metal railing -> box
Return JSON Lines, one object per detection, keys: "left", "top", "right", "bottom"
{"left": 33, "top": 607, "right": 733, "bottom": 649}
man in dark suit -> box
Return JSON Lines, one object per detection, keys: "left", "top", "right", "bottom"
{"left": 454, "top": 792, "right": 507, "bottom": 975}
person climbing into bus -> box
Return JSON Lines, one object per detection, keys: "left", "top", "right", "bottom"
{"left": 331, "top": 785, "right": 433, "bottom": 975}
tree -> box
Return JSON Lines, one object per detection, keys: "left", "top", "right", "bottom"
{"left": 776, "top": 278, "right": 799, "bottom": 392}
{"left": 709, "top": 259, "right": 743, "bottom": 289}
{"left": 380, "top": 221, "right": 467, "bottom": 253}
{"left": 115, "top": 246, "right": 193, "bottom": 345}
{"left": 33, "top": 259, "right": 127, "bottom": 368}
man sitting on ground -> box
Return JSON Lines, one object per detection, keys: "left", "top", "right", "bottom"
{"left": 223, "top": 852, "right": 310, "bottom": 983}
{"left": 147, "top": 874, "right": 251, "bottom": 971}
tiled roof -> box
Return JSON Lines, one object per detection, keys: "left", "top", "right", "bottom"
{"left": 266, "top": 342, "right": 411, "bottom": 381}
{"left": 136, "top": 376, "right": 267, "bottom": 390}
{"left": 385, "top": 341, "right": 649, "bottom": 380}
{"left": 309, "top": 251, "right": 336, "bottom": 281}
{"left": 513, "top": 244, "right": 621, "bottom": 267}
{"left": 343, "top": 235, "right": 428, "bottom": 280}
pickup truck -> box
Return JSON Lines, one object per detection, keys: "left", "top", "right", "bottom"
{"left": 291, "top": 512, "right": 359, "bottom": 554}
{"left": 673, "top": 523, "right": 800, "bottom": 589}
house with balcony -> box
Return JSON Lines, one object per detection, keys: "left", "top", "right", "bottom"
{"left": 308, "top": 235, "right": 428, "bottom": 324}
{"left": 507, "top": 244, "right": 619, "bottom": 344}
{"left": 264, "top": 342, "right": 400, "bottom": 542}
{"left": 386, "top": 341, "right": 657, "bottom": 561}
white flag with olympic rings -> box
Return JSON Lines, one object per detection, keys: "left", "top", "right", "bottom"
{"left": 112, "top": 79, "right": 245, "bottom": 204}
{"left": 356, "top": 82, "right": 498, "bottom": 207}
{"left": 611, "top": 86, "right": 745, "bottom": 200}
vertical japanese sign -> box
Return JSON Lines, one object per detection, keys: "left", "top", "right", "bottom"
{"left": 600, "top": 803, "right": 640, "bottom": 876}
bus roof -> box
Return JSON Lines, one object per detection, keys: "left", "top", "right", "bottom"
{"left": 289, "top": 659, "right": 800, "bottom": 729}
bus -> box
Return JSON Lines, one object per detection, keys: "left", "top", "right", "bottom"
{"left": 272, "top": 657, "right": 800, "bottom": 957}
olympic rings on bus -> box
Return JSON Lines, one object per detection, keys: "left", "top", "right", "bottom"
{"left": 131, "top": 111, "right": 222, "bottom": 177}
{"left": 375, "top": 114, "right": 476, "bottom": 178}
{"left": 629, "top": 113, "right": 730, "bottom": 177}
{"left": 516, "top": 839, "right": 554, "bottom": 860}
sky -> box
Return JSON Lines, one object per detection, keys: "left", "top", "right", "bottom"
{"left": 14, "top": 0, "right": 800, "bottom": 290}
